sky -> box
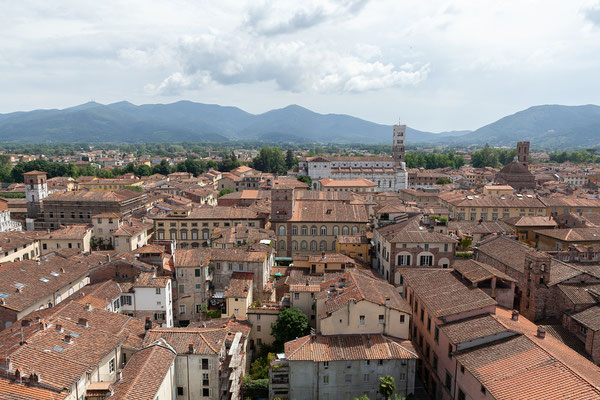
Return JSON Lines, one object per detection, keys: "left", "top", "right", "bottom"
{"left": 2, "top": 0, "right": 600, "bottom": 132}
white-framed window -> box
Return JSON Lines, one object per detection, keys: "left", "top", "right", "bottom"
{"left": 179, "top": 305, "right": 186, "bottom": 314}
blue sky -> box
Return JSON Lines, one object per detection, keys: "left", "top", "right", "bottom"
{"left": 1, "top": 0, "right": 600, "bottom": 132}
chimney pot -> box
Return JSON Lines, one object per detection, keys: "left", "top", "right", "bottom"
{"left": 64, "top": 334, "right": 72, "bottom": 344}
{"left": 537, "top": 326, "right": 546, "bottom": 339}
{"left": 55, "top": 324, "right": 63, "bottom": 332}
{"left": 188, "top": 343, "right": 194, "bottom": 354}
{"left": 144, "top": 316, "right": 152, "bottom": 331}
{"left": 78, "top": 318, "right": 88, "bottom": 327}
{"left": 84, "top": 303, "right": 92, "bottom": 311}
{"left": 511, "top": 310, "right": 519, "bottom": 321}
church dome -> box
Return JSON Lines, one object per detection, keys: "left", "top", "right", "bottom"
{"left": 499, "top": 162, "right": 529, "bottom": 174}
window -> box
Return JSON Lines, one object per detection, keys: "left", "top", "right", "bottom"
{"left": 481, "top": 385, "right": 486, "bottom": 395}
{"left": 419, "top": 255, "right": 433, "bottom": 266}
{"left": 323, "top": 374, "right": 329, "bottom": 384}
{"left": 121, "top": 295, "right": 132, "bottom": 306}
{"left": 458, "top": 389, "right": 466, "bottom": 400}
{"left": 323, "top": 361, "right": 329, "bottom": 369}
{"left": 310, "top": 241, "right": 317, "bottom": 251}
{"left": 278, "top": 225, "right": 286, "bottom": 236}
{"left": 397, "top": 254, "right": 411, "bottom": 266}
{"left": 333, "top": 226, "right": 339, "bottom": 236}
{"left": 177, "top": 387, "right": 184, "bottom": 396}
{"left": 179, "top": 305, "right": 186, "bottom": 314}
{"left": 342, "top": 226, "right": 349, "bottom": 235}
{"left": 359, "top": 315, "right": 365, "bottom": 325}
{"left": 257, "top": 325, "right": 261, "bottom": 332}
{"left": 346, "top": 361, "right": 351, "bottom": 368}
{"left": 420, "top": 308, "right": 424, "bottom": 322}
{"left": 196, "top": 304, "right": 203, "bottom": 313}
{"left": 195, "top": 283, "right": 202, "bottom": 292}
{"left": 427, "top": 316, "right": 431, "bottom": 332}
{"left": 445, "top": 371, "right": 451, "bottom": 390}
{"left": 109, "top": 358, "right": 115, "bottom": 373}
{"left": 202, "top": 388, "right": 209, "bottom": 397}
{"left": 378, "top": 315, "right": 384, "bottom": 324}
{"left": 155, "top": 287, "right": 161, "bottom": 294}
{"left": 434, "top": 326, "right": 439, "bottom": 343}
{"left": 294, "top": 293, "right": 300, "bottom": 300}
{"left": 301, "top": 226, "right": 308, "bottom": 235}
{"left": 400, "top": 315, "right": 405, "bottom": 323}
{"left": 202, "top": 358, "right": 209, "bottom": 369}
{"left": 345, "top": 374, "right": 351, "bottom": 383}
{"left": 202, "top": 373, "right": 209, "bottom": 386}
{"left": 363, "top": 373, "right": 369, "bottom": 382}
{"left": 320, "top": 226, "right": 327, "bottom": 236}
{"left": 292, "top": 225, "right": 298, "bottom": 235}
{"left": 433, "top": 354, "right": 438, "bottom": 372}
{"left": 179, "top": 284, "right": 185, "bottom": 293}
{"left": 311, "top": 226, "right": 317, "bottom": 236}
{"left": 228, "top": 263, "right": 233, "bottom": 271}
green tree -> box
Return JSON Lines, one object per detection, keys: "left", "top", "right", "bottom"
{"left": 285, "top": 149, "right": 295, "bottom": 170}
{"left": 297, "top": 175, "right": 312, "bottom": 189}
{"left": 217, "top": 152, "right": 241, "bottom": 172}
{"left": 218, "top": 189, "right": 234, "bottom": 198}
{"left": 378, "top": 376, "right": 396, "bottom": 400}
{"left": 471, "top": 146, "right": 500, "bottom": 168}
{"left": 252, "top": 147, "right": 287, "bottom": 174}
{"left": 152, "top": 159, "right": 172, "bottom": 175}
{"left": 436, "top": 177, "right": 452, "bottom": 185}
{"left": 271, "top": 307, "right": 310, "bottom": 350}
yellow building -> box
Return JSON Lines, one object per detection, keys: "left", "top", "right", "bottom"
{"left": 439, "top": 193, "right": 546, "bottom": 221}
{"left": 246, "top": 303, "right": 282, "bottom": 347}
{"left": 292, "top": 253, "right": 356, "bottom": 274}
{"left": 223, "top": 272, "right": 254, "bottom": 319}
{"left": 317, "top": 178, "right": 377, "bottom": 193}
{"left": 40, "top": 224, "right": 92, "bottom": 255}
{"left": 482, "top": 184, "right": 514, "bottom": 196}
{"left": 336, "top": 234, "right": 371, "bottom": 263}
{"left": 79, "top": 178, "right": 143, "bottom": 191}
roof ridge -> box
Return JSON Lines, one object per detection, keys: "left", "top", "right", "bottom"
{"left": 382, "top": 336, "right": 419, "bottom": 358}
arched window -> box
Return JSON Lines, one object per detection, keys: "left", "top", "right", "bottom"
{"left": 202, "top": 229, "right": 209, "bottom": 240}
{"left": 292, "top": 241, "right": 298, "bottom": 250}
{"left": 279, "top": 240, "right": 286, "bottom": 250}
{"left": 320, "top": 226, "right": 327, "bottom": 236}
{"left": 320, "top": 241, "right": 327, "bottom": 251}
{"left": 342, "top": 226, "right": 349, "bottom": 235}
{"left": 157, "top": 230, "right": 165, "bottom": 240}
{"left": 278, "top": 225, "right": 286, "bottom": 236}
{"left": 180, "top": 242, "right": 189, "bottom": 249}
{"left": 191, "top": 229, "right": 198, "bottom": 240}
{"left": 180, "top": 229, "right": 188, "bottom": 240}
{"left": 301, "top": 225, "right": 308, "bottom": 236}
{"left": 301, "top": 240, "right": 308, "bottom": 250}
{"left": 292, "top": 225, "right": 298, "bottom": 236}
{"left": 310, "top": 241, "right": 317, "bottom": 251}
{"left": 310, "top": 226, "right": 317, "bottom": 236}
{"left": 333, "top": 226, "right": 339, "bottom": 236}
{"left": 351, "top": 226, "right": 358, "bottom": 235}
{"left": 169, "top": 229, "right": 177, "bottom": 240}
{"left": 192, "top": 242, "right": 200, "bottom": 248}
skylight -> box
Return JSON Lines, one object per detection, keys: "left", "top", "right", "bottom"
{"left": 0, "top": 293, "right": 9, "bottom": 299}
{"left": 40, "top": 278, "right": 50, "bottom": 283}
{"left": 14, "top": 283, "right": 25, "bottom": 289}
{"left": 50, "top": 272, "right": 60, "bottom": 277}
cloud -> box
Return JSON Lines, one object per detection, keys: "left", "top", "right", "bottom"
{"left": 244, "top": 0, "right": 370, "bottom": 35}
{"left": 150, "top": 34, "right": 428, "bottom": 95}
{"left": 584, "top": 3, "right": 600, "bottom": 26}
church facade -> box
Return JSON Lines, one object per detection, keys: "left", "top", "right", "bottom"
{"left": 297, "top": 123, "right": 408, "bottom": 192}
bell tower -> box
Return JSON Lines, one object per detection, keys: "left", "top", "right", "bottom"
{"left": 393, "top": 121, "right": 406, "bottom": 165}
{"left": 517, "top": 141, "right": 530, "bottom": 167}
{"left": 24, "top": 170, "right": 48, "bottom": 221}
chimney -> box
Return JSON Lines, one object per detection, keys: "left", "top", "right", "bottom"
{"left": 84, "top": 303, "right": 92, "bottom": 311}
{"left": 55, "top": 324, "right": 63, "bottom": 332}
{"left": 21, "top": 320, "right": 30, "bottom": 327}
{"left": 385, "top": 297, "right": 390, "bottom": 307}
{"left": 116, "top": 370, "right": 123, "bottom": 382}
{"left": 188, "top": 343, "right": 194, "bottom": 354}
{"left": 106, "top": 254, "right": 111, "bottom": 263}
{"left": 144, "top": 316, "right": 152, "bottom": 331}
{"left": 537, "top": 326, "right": 546, "bottom": 339}
{"left": 511, "top": 310, "right": 519, "bottom": 321}
{"left": 29, "top": 372, "right": 39, "bottom": 384}
{"left": 64, "top": 334, "right": 72, "bottom": 344}
{"left": 39, "top": 321, "right": 46, "bottom": 331}
{"left": 78, "top": 318, "right": 88, "bottom": 327}
{"left": 14, "top": 368, "right": 21, "bottom": 382}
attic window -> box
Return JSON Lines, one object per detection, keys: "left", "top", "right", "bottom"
{"left": 39, "top": 278, "right": 50, "bottom": 283}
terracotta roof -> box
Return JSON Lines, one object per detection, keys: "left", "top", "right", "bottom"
{"left": 448, "top": 220, "right": 512, "bottom": 236}
{"left": 557, "top": 283, "right": 600, "bottom": 305}
{"left": 336, "top": 235, "right": 370, "bottom": 245}
{"left": 535, "top": 227, "right": 600, "bottom": 242}
{"left": 290, "top": 201, "right": 368, "bottom": 223}
{"left": 224, "top": 272, "right": 254, "bottom": 298}
{"left": 0, "top": 255, "right": 97, "bottom": 311}
{"left": 319, "top": 178, "right": 377, "bottom": 187}
{"left": 440, "top": 314, "right": 513, "bottom": 345}
{"left": 109, "top": 339, "right": 176, "bottom": 400}
{"left": 0, "top": 377, "right": 68, "bottom": 400}
{"left": 377, "top": 216, "right": 457, "bottom": 244}
{"left": 132, "top": 272, "right": 170, "bottom": 288}
{"left": 41, "top": 224, "right": 91, "bottom": 240}
{"left": 44, "top": 189, "right": 145, "bottom": 203}
{"left": 539, "top": 197, "right": 600, "bottom": 208}
{"left": 453, "top": 259, "right": 516, "bottom": 283}
{"left": 476, "top": 236, "right": 539, "bottom": 273}
{"left": 320, "top": 270, "right": 410, "bottom": 318}
{"left": 571, "top": 306, "right": 600, "bottom": 331}
{"left": 113, "top": 220, "right": 152, "bottom": 237}
{"left": 455, "top": 335, "right": 600, "bottom": 399}
{"left": 398, "top": 268, "right": 496, "bottom": 318}
{"left": 143, "top": 327, "right": 227, "bottom": 355}
{"left": 0, "top": 231, "right": 41, "bottom": 253}
{"left": 285, "top": 334, "right": 417, "bottom": 362}
{"left": 174, "top": 248, "right": 211, "bottom": 267}
{"left": 503, "top": 216, "right": 557, "bottom": 227}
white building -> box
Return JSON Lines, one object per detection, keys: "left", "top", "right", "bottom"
{"left": 0, "top": 198, "right": 21, "bottom": 232}
{"left": 297, "top": 123, "right": 408, "bottom": 192}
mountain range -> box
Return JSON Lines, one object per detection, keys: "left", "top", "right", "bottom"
{"left": 0, "top": 101, "right": 599, "bottom": 148}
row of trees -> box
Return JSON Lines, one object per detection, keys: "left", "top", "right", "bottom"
{"left": 250, "top": 147, "right": 296, "bottom": 174}
{"left": 470, "top": 146, "right": 516, "bottom": 168}
{"left": 405, "top": 152, "right": 465, "bottom": 169}
{"left": 549, "top": 149, "right": 600, "bottom": 164}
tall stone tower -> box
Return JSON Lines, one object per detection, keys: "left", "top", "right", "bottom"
{"left": 393, "top": 122, "right": 406, "bottom": 165}
{"left": 270, "top": 184, "right": 295, "bottom": 222}
{"left": 24, "top": 170, "right": 48, "bottom": 222}
{"left": 517, "top": 141, "right": 530, "bottom": 166}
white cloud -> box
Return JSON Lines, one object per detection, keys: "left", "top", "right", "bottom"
{"left": 150, "top": 33, "right": 428, "bottom": 95}
{"left": 244, "top": 0, "right": 370, "bottom": 35}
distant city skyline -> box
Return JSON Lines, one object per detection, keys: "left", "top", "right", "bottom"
{"left": 2, "top": 1, "right": 600, "bottom": 132}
